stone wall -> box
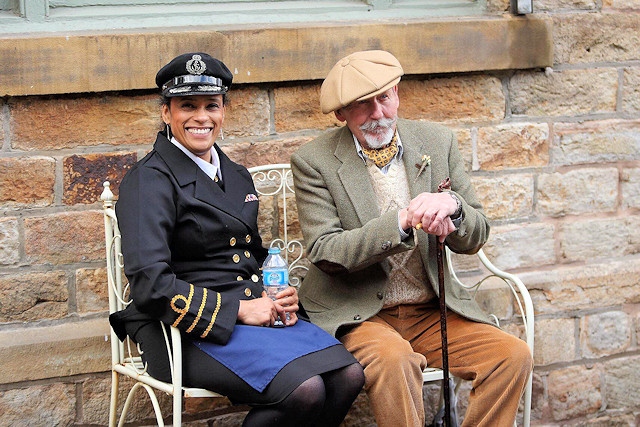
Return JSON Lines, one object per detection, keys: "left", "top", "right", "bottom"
{"left": 1, "top": 0, "right": 639, "bottom": 425}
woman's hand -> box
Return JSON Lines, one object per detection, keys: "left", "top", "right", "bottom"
{"left": 237, "top": 288, "right": 299, "bottom": 327}
{"left": 238, "top": 295, "right": 278, "bottom": 327}
{"left": 273, "top": 286, "right": 299, "bottom": 326}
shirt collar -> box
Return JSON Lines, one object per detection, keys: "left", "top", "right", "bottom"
{"left": 170, "top": 137, "right": 222, "bottom": 183}
{"left": 353, "top": 132, "right": 404, "bottom": 173}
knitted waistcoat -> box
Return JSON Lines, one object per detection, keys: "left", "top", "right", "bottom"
{"left": 366, "top": 158, "right": 436, "bottom": 308}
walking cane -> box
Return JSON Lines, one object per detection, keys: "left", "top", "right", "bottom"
{"left": 416, "top": 177, "right": 453, "bottom": 427}
{"left": 436, "top": 177, "right": 452, "bottom": 427}
{"left": 436, "top": 238, "right": 451, "bottom": 427}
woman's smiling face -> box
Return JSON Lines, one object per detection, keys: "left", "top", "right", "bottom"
{"left": 162, "top": 94, "right": 225, "bottom": 162}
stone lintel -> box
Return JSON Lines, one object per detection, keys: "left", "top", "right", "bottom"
{"left": 0, "top": 17, "right": 552, "bottom": 97}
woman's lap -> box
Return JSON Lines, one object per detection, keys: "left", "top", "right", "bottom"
{"left": 126, "top": 319, "right": 357, "bottom": 405}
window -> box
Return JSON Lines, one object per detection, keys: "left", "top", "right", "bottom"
{"left": 0, "top": 0, "right": 485, "bottom": 34}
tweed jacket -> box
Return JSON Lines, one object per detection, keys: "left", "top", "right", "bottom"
{"left": 110, "top": 132, "right": 268, "bottom": 345}
{"left": 291, "top": 119, "right": 493, "bottom": 337}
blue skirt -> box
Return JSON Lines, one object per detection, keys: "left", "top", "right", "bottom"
{"left": 126, "top": 318, "right": 357, "bottom": 405}
{"left": 192, "top": 320, "right": 345, "bottom": 392}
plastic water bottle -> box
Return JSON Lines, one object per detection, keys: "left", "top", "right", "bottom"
{"left": 262, "top": 247, "right": 289, "bottom": 327}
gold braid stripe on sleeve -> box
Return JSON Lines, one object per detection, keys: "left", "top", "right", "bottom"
{"left": 170, "top": 284, "right": 194, "bottom": 328}
{"left": 186, "top": 287, "right": 207, "bottom": 333}
{"left": 200, "top": 291, "right": 221, "bottom": 339}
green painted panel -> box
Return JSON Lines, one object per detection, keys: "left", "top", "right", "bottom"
{"left": 0, "top": 0, "right": 482, "bottom": 34}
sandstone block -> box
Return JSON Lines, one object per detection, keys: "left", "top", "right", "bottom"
{"left": 0, "top": 217, "right": 20, "bottom": 265}
{"left": 0, "top": 156, "right": 55, "bottom": 207}
{"left": 399, "top": 76, "right": 505, "bottom": 123}
{"left": 0, "top": 318, "right": 110, "bottom": 383}
{"left": 78, "top": 376, "right": 110, "bottom": 425}
{"left": 580, "top": 311, "right": 631, "bottom": 358}
{"left": 209, "top": 413, "right": 251, "bottom": 427}
{"left": 552, "top": 13, "right": 640, "bottom": 64}
{"left": 9, "top": 94, "right": 160, "bottom": 150}
{"left": 63, "top": 152, "right": 137, "bottom": 205}
{"left": 559, "top": 216, "right": 640, "bottom": 262}
{"left": 274, "top": 84, "right": 341, "bottom": 132}
{"left": 452, "top": 127, "right": 473, "bottom": 172}
{"left": 184, "top": 395, "right": 233, "bottom": 415}
{"left": 477, "top": 123, "right": 549, "bottom": 170}
{"left": 483, "top": 223, "right": 556, "bottom": 270}
{"left": 534, "top": 318, "right": 576, "bottom": 365}
{"left": 552, "top": 119, "right": 640, "bottom": 165}
{"left": 603, "top": 356, "right": 640, "bottom": 410}
{"left": 473, "top": 174, "right": 534, "bottom": 221}
{"left": 621, "top": 168, "right": 640, "bottom": 209}
{"left": 24, "top": 210, "right": 104, "bottom": 265}
{"left": 547, "top": 365, "right": 602, "bottom": 420}
{"left": 622, "top": 67, "right": 640, "bottom": 113}
{"left": 0, "top": 270, "right": 68, "bottom": 322}
{"left": 509, "top": 68, "right": 618, "bottom": 117}
{"left": 0, "top": 382, "right": 76, "bottom": 426}
{"left": 534, "top": 0, "right": 598, "bottom": 11}
{"left": 224, "top": 87, "right": 270, "bottom": 137}
{"left": 117, "top": 376, "right": 171, "bottom": 425}
{"left": 520, "top": 258, "right": 640, "bottom": 315}
{"left": 604, "top": 0, "right": 640, "bottom": 8}
{"left": 222, "top": 135, "right": 312, "bottom": 169}
{"left": 76, "top": 267, "right": 109, "bottom": 314}
{"left": 537, "top": 168, "right": 618, "bottom": 217}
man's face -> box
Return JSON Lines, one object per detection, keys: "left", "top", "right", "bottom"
{"left": 335, "top": 86, "right": 399, "bottom": 149}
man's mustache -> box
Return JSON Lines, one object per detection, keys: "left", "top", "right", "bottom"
{"left": 360, "top": 117, "right": 396, "bottom": 132}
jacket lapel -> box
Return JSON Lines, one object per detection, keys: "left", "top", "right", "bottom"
{"left": 398, "top": 122, "right": 433, "bottom": 199}
{"left": 154, "top": 135, "right": 255, "bottom": 229}
{"left": 334, "top": 128, "right": 381, "bottom": 226}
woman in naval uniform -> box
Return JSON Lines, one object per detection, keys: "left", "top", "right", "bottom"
{"left": 109, "top": 52, "right": 364, "bottom": 426}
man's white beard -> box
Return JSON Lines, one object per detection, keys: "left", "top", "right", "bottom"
{"left": 360, "top": 117, "right": 397, "bottom": 149}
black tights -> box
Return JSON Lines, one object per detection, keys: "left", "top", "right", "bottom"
{"left": 242, "top": 362, "right": 365, "bottom": 427}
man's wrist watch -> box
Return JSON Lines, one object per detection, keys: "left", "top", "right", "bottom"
{"left": 448, "top": 193, "right": 463, "bottom": 228}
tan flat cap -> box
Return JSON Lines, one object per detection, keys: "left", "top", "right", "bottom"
{"left": 320, "top": 50, "right": 404, "bottom": 114}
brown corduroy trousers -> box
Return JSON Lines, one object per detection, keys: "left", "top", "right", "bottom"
{"left": 339, "top": 304, "right": 533, "bottom": 427}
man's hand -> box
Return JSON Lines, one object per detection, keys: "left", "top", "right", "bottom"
{"left": 401, "top": 192, "right": 458, "bottom": 243}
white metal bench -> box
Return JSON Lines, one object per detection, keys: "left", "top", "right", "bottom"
{"left": 102, "top": 163, "right": 534, "bottom": 426}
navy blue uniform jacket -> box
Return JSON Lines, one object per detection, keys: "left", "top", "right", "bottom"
{"left": 109, "top": 132, "right": 268, "bottom": 345}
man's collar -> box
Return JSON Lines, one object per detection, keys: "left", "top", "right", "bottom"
{"left": 353, "top": 132, "right": 404, "bottom": 169}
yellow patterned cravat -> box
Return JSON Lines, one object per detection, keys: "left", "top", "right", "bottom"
{"left": 361, "top": 132, "right": 399, "bottom": 168}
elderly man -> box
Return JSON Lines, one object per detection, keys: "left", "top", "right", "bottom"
{"left": 291, "top": 50, "right": 533, "bottom": 427}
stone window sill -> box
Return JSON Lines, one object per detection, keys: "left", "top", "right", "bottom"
{"left": 0, "top": 17, "right": 552, "bottom": 97}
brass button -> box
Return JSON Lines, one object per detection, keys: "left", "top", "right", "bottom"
{"left": 244, "top": 250, "right": 251, "bottom": 258}
{"left": 237, "top": 275, "right": 243, "bottom": 281}
{"left": 230, "top": 237, "right": 237, "bottom": 246}
{"left": 244, "top": 288, "right": 252, "bottom": 297}
{"left": 232, "top": 254, "right": 240, "bottom": 263}
{"left": 251, "top": 274, "right": 259, "bottom": 283}
{"left": 245, "top": 235, "right": 252, "bottom": 243}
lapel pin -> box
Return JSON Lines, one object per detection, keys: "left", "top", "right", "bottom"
{"left": 414, "top": 155, "right": 431, "bottom": 183}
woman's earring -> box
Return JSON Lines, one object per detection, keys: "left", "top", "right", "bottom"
{"left": 220, "top": 128, "right": 224, "bottom": 140}
{"left": 165, "top": 123, "right": 171, "bottom": 140}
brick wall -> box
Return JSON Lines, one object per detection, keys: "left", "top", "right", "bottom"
{"left": 1, "top": 1, "right": 639, "bottom": 425}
